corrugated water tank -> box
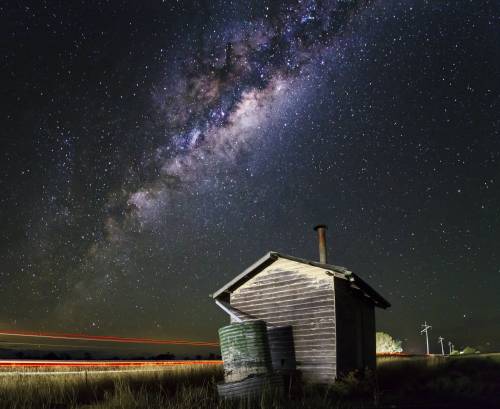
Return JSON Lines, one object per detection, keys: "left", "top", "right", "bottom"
{"left": 218, "top": 320, "right": 272, "bottom": 382}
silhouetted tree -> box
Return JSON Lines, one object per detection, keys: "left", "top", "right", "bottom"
{"left": 156, "top": 353, "right": 175, "bottom": 360}
{"left": 460, "top": 346, "right": 480, "bottom": 355}
{"left": 376, "top": 332, "right": 403, "bottom": 353}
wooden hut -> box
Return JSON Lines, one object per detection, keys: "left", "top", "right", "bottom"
{"left": 211, "top": 226, "right": 390, "bottom": 384}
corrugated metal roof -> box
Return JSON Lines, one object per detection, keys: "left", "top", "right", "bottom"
{"left": 211, "top": 251, "right": 390, "bottom": 309}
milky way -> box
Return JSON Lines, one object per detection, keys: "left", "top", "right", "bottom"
{"left": 122, "top": 1, "right": 366, "bottom": 231}
{"left": 66, "top": 1, "right": 370, "bottom": 317}
{"left": 1, "top": 0, "right": 499, "bottom": 355}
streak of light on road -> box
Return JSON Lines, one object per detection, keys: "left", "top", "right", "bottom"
{"left": 0, "top": 341, "right": 132, "bottom": 350}
{"left": 0, "top": 360, "right": 223, "bottom": 368}
{"left": 0, "top": 329, "right": 219, "bottom": 347}
{"left": 0, "top": 368, "right": 192, "bottom": 376}
{"left": 0, "top": 360, "right": 223, "bottom": 375}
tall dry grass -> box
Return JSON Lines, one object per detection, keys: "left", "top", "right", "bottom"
{"left": 0, "top": 364, "right": 224, "bottom": 409}
{"left": 1, "top": 355, "right": 500, "bottom": 408}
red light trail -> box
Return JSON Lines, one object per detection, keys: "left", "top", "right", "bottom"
{"left": 0, "top": 329, "right": 219, "bottom": 347}
{"left": 0, "top": 360, "right": 223, "bottom": 368}
{"left": 0, "top": 360, "right": 223, "bottom": 375}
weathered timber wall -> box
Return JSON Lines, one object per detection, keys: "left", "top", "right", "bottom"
{"left": 334, "top": 277, "right": 376, "bottom": 375}
{"left": 230, "top": 258, "right": 337, "bottom": 383}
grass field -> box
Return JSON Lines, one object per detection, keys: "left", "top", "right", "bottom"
{"left": 0, "top": 354, "right": 499, "bottom": 408}
{"left": 0, "top": 363, "right": 224, "bottom": 409}
{"left": 376, "top": 353, "right": 500, "bottom": 407}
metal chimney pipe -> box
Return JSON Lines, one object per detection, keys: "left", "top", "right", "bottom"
{"left": 313, "top": 224, "right": 328, "bottom": 264}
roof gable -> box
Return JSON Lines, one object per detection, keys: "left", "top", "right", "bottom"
{"left": 211, "top": 252, "right": 390, "bottom": 309}
{"left": 234, "top": 256, "right": 338, "bottom": 294}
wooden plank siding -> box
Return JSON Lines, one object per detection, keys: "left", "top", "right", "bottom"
{"left": 230, "top": 258, "right": 337, "bottom": 383}
{"left": 334, "top": 277, "right": 376, "bottom": 375}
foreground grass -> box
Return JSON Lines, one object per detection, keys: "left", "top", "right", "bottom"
{"left": 0, "top": 365, "right": 224, "bottom": 409}
{"left": 1, "top": 355, "right": 500, "bottom": 408}
{"left": 376, "top": 353, "right": 500, "bottom": 406}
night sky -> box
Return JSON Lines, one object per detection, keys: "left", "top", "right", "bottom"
{"left": 1, "top": 0, "right": 499, "bottom": 356}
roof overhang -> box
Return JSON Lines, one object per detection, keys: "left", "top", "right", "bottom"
{"left": 211, "top": 252, "right": 277, "bottom": 299}
{"left": 211, "top": 251, "right": 391, "bottom": 309}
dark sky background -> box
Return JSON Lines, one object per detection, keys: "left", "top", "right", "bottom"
{"left": 0, "top": 0, "right": 499, "bottom": 356}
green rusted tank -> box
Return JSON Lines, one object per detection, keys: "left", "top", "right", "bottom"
{"left": 218, "top": 320, "right": 272, "bottom": 382}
